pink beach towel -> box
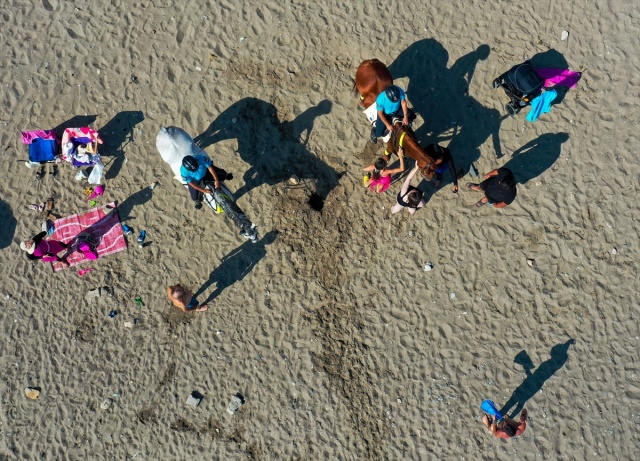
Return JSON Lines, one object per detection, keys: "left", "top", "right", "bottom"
{"left": 49, "top": 202, "right": 127, "bottom": 271}
{"left": 535, "top": 68, "right": 582, "bottom": 89}
{"left": 22, "top": 130, "right": 57, "bottom": 144}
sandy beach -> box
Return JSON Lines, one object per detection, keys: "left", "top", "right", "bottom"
{"left": 1, "top": 1, "right": 639, "bottom": 460}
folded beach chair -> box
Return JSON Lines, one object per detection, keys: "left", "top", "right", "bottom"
{"left": 22, "top": 129, "right": 59, "bottom": 168}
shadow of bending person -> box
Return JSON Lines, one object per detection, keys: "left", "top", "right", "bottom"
{"left": 503, "top": 132, "right": 569, "bottom": 185}
{"left": 500, "top": 339, "right": 575, "bottom": 418}
{"left": 194, "top": 230, "right": 278, "bottom": 305}
{"left": 0, "top": 199, "right": 17, "bottom": 250}
{"left": 195, "top": 98, "right": 337, "bottom": 202}
{"left": 99, "top": 111, "right": 145, "bottom": 180}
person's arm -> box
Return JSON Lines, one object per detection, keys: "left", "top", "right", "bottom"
{"left": 32, "top": 231, "right": 47, "bottom": 245}
{"left": 363, "top": 164, "right": 376, "bottom": 173}
{"left": 401, "top": 99, "right": 409, "bottom": 125}
{"left": 377, "top": 110, "right": 392, "bottom": 132}
{"left": 188, "top": 181, "right": 210, "bottom": 195}
{"left": 484, "top": 169, "right": 499, "bottom": 180}
{"left": 387, "top": 150, "right": 406, "bottom": 175}
{"left": 446, "top": 159, "right": 459, "bottom": 192}
{"left": 400, "top": 160, "right": 420, "bottom": 196}
{"left": 207, "top": 164, "right": 221, "bottom": 190}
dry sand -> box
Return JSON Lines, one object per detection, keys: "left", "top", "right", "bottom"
{"left": 1, "top": 1, "right": 639, "bottom": 460}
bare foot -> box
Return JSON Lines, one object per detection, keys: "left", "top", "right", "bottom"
{"left": 195, "top": 304, "right": 209, "bottom": 312}
{"left": 475, "top": 197, "right": 488, "bottom": 207}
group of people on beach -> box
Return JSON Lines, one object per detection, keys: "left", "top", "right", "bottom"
{"left": 362, "top": 84, "right": 518, "bottom": 211}
{"left": 363, "top": 82, "right": 526, "bottom": 438}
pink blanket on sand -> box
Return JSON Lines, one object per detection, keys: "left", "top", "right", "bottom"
{"left": 49, "top": 202, "right": 127, "bottom": 271}
{"left": 535, "top": 68, "right": 582, "bottom": 89}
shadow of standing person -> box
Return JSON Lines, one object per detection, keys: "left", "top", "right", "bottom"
{"left": 389, "top": 40, "right": 505, "bottom": 164}
{"left": 194, "top": 98, "right": 338, "bottom": 202}
{"left": 500, "top": 339, "right": 575, "bottom": 418}
{"left": 0, "top": 199, "right": 17, "bottom": 250}
{"left": 194, "top": 230, "right": 278, "bottom": 305}
{"left": 503, "top": 132, "right": 569, "bottom": 185}
{"left": 99, "top": 111, "right": 145, "bottom": 180}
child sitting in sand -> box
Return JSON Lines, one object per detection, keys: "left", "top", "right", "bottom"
{"left": 167, "top": 284, "right": 208, "bottom": 313}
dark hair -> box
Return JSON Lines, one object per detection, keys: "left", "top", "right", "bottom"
{"left": 372, "top": 158, "right": 387, "bottom": 181}
{"left": 499, "top": 171, "right": 516, "bottom": 189}
{"left": 502, "top": 423, "right": 517, "bottom": 437}
{"left": 406, "top": 189, "right": 423, "bottom": 207}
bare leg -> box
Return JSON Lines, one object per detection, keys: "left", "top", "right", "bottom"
{"left": 391, "top": 203, "right": 403, "bottom": 214}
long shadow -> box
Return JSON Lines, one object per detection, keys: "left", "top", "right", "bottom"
{"left": 98, "top": 111, "right": 145, "bottom": 180}
{"left": 0, "top": 199, "right": 17, "bottom": 250}
{"left": 116, "top": 186, "right": 154, "bottom": 222}
{"left": 503, "top": 132, "right": 569, "bottom": 185}
{"left": 194, "top": 230, "right": 278, "bottom": 304}
{"left": 194, "top": 98, "right": 338, "bottom": 202}
{"left": 500, "top": 339, "right": 575, "bottom": 418}
{"left": 389, "top": 39, "right": 506, "bottom": 168}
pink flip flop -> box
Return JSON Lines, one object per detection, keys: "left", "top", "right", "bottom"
{"left": 78, "top": 268, "right": 94, "bottom": 277}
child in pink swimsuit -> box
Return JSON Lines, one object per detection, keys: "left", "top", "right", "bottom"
{"left": 363, "top": 147, "right": 406, "bottom": 193}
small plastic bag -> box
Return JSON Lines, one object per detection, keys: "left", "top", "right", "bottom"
{"left": 87, "top": 162, "right": 104, "bottom": 185}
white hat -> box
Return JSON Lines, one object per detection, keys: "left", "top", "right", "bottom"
{"left": 20, "top": 240, "right": 35, "bottom": 254}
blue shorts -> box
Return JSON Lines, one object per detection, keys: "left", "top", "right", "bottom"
{"left": 187, "top": 298, "right": 199, "bottom": 310}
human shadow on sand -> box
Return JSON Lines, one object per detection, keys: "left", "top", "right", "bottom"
{"left": 0, "top": 199, "right": 17, "bottom": 250}
{"left": 194, "top": 230, "right": 278, "bottom": 305}
{"left": 389, "top": 39, "right": 506, "bottom": 170}
{"left": 500, "top": 339, "right": 575, "bottom": 418}
{"left": 99, "top": 111, "right": 145, "bottom": 180}
{"left": 503, "top": 132, "right": 569, "bottom": 185}
{"left": 194, "top": 98, "right": 337, "bottom": 202}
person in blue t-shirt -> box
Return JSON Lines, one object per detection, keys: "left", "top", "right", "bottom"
{"left": 372, "top": 85, "right": 410, "bottom": 143}
{"left": 180, "top": 154, "right": 227, "bottom": 209}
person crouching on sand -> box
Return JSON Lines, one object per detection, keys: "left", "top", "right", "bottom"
{"left": 167, "top": 284, "right": 208, "bottom": 312}
{"left": 482, "top": 409, "right": 528, "bottom": 438}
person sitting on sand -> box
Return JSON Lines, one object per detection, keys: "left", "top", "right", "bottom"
{"left": 167, "top": 284, "right": 208, "bottom": 312}
{"left": 363, "top": 147, "right": 406, "bottom": 194}
{"left": 391, "top": 161, "right": 426, "bottom": 214}
{"left": 482, "top": 409, "right": 528, "bottom": 438}
{"left": 20, "top": 232, "right": 69, "bottom": 268}
{"left": 466, "top": 167, "right": 517, "bottom": 208}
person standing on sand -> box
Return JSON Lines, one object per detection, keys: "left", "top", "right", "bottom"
{"left": 391, "top": 161, "right": 426, "bottom": 214}
{"left": 482, "top": 409, "right": 528, "bottom": 438}
{"left": 167, "top": 284, "right": 208, "bottom": 312}
{"left": 363, "top": 147, "right": 406, "bottom": 194}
